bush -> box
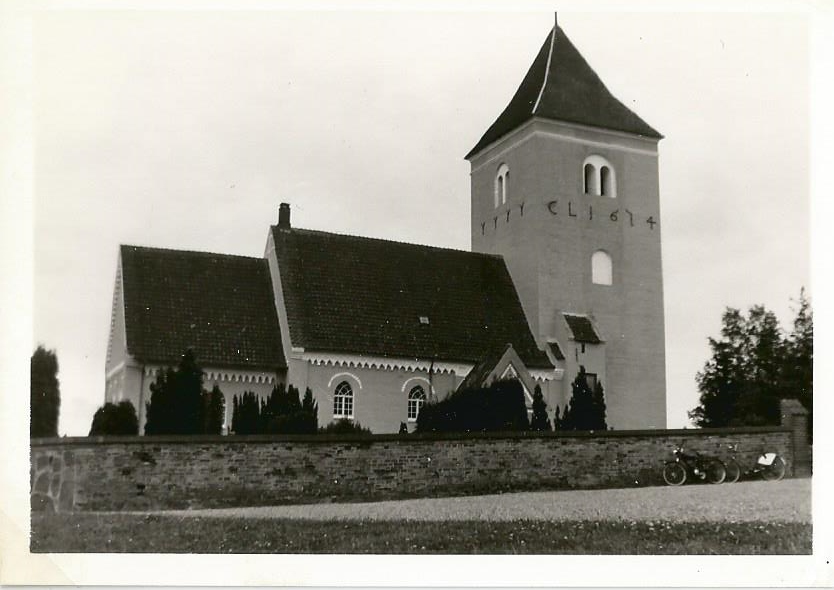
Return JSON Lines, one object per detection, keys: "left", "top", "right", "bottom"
{"left": 530, "top": 385, "right": 552, "bottom": 431}
{"left": 231, "top": 385, "right": 318, "bottom": 435}
{"left": 89, "top": 400, "right": 139, "bottom": 436}
{"left": 319, "top": 419, "right": 372, "bottom": 436}
{"left": 416, "top": 379, "right": 529, "bottom": 433}
{"left": 561, "top": 366, "right": 607, "bottom": 431}
{"left": 144, "top": 350, "right": 204, "bottom": 435}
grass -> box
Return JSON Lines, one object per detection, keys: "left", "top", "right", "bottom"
{"left": 30, "top": 513, "right": 811, "bottom": 554}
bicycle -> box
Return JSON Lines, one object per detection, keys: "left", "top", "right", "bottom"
{"left": 720, "top": 443, "right": 787, "bottom": 483}
{"left": 662, "top": 445, "right": 726, "bottom": 486}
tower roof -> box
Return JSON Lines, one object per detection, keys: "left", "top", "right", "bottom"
{"left": 466, "top": 20, "right": 662, "bottom": 159}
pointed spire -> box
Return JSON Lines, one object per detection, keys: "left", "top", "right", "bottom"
{"left": 466, "top": 16, "right": 661, "bottom": 159}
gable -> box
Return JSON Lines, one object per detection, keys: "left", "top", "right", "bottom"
{"left": 120, "top": 245, "right": 286, "bottom": 370}
{"left": 457, "top": 343, "right": 537, "bottom": 404}
{"left": 271, "top": 227, "right": 552, "bottom": 369}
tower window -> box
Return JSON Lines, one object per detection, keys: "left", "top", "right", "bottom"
{"left": 592, "top": 250, "right": 613, "bottom": 285}
{"left": 583, "top": 156, "right": 616, "bottom": 198}
{"left": 495, "top": 163, "right": 510, "bottom": 207}
{"left": 600, "top": 166, "right": 612, "bottom": 196}
{"left": 584, "top": 163, "right": 597, "bottom": 195}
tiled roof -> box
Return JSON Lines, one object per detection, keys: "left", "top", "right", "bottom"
{"left": 563, "top": 313, "right": 602, "bottom": 344}
{"left": 466, "top": 24, "right": 661, "bottom": 158}
{"left": 120, "top": 245, "right": 285, "bottom": 370}
{"left": 271, "top": 227, "right": 552, "bottom": 369}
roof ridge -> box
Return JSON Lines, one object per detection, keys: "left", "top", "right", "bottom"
{"left": 532, "top": 24, "right": 557, "bottom": 114}
{"left": 121, "top": 244, "right": 264, "bottom": 262}
{"left": 271, "top": 226, "right": 506, "bottom": 260}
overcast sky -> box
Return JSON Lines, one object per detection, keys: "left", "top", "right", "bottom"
{"left": 26, "top": 9, "right": 811, "bottom": 435}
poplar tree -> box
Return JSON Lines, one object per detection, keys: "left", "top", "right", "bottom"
{"left": 31, "top": 346, "right": 60, "bottom": 438}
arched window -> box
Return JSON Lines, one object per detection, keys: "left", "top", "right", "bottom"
{"left": 583, "top": 156, "right": 616, "bottom": 198}
{"left": 503, "top": 170, "right": 509, "bottom": 204}
{"left": 495, "top": 163, "right": 509, "bottom": 207}
{"left": 600, "top": 166, "right": 612, "bottom": 196}
{"left": 592, "top": 250, "right": 613, "bottom": 285}
{"left": 584, "top": 163, "right": 597, "bottom": 195}
{"left": 407, "top": 385, "right": 426, "bottom": 421}
{"left": 333, "top": 381, "right": 354, "bottom": 418}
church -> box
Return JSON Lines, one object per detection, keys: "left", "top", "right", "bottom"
{"left": 104, "top": 16, "right": 667, "bottom": 434}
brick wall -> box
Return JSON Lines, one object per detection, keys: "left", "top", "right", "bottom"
{"left": 31, "top": 426, "right": 793, "bottom": 513}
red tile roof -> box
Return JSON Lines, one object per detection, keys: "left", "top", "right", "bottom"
{"left": 466, "top": 24, "right": 661, "bottom": 159}
{"left": 272, "top": 227, "right": 553, "bottom": 369}
{"left": 120, "top": 245, "right": 285, "bottom": 370}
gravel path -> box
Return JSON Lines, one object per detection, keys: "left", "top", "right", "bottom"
{"left": 156, "top": 479, "right": 810, "bottom": 523}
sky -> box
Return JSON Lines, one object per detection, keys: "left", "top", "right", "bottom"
{"left": 25, "top": 8, "right": 811, "bottom": 436}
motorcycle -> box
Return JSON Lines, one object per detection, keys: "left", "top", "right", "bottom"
{"left": 662, "top": 445, "right": 726, "bottom": 486}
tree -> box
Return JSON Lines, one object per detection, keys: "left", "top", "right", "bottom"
{"left": 300, "top": 387, "right": 319, "bottom": 433}
{"left": 591, "top": 381, "right": 608, "bottom": 431}
{"left": 144, "top": 349, "right": 205, "bottom": 435}
{"left": 201, "top": 384, "right": 225, "bottom": 435}
{"left": 783, "top": 289, "right": 813, "bottom": 442}
{"left": 89, "top": 400, "right": 139, "bottom": 436}
{"left": 31, "top": 346, "right": 60, "bottom": 438}
{"left": 561, "top": 366, "right": 607, "bottom": 431}
{"left": 530, "top": 384, "right": 552, "bottom": 431}
{"left": 553, "top": 405, "right": 562, "bottom": 431}
{"left": 689, "top": 304, "right": 787, "bottom": 428}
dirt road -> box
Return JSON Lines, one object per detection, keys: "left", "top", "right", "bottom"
{"left": 155, "top": 478, "right": 810, "bottom": 523}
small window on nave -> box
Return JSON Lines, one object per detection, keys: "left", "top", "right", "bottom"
{"left": 407, "top": 385, "right": 426, "bottom": 421}
{"left": 333, "top": 381, "right": 354, "bottom": 418}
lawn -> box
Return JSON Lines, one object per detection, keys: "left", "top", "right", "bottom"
{"left": 30, "top": 513, "right": 810, "bottom": 554}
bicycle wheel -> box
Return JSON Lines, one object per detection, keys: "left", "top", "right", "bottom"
{"left": 761, "top": 455, "right": 786, "bottom": 481}
{"left": 724, "top": 458, "right": 741, "bottom": 483}
{"left": 663, "top": 462, "right": 687, "bottom": 486}
{"left": 704, "top": 458, "right": 727, "bottom": 484}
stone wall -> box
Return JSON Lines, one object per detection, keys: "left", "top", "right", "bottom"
{"left": 31, "top": 426, "right": 794, "bottom": 513}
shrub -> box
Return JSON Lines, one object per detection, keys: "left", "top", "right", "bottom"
{"left": 89, "top": 400, "right": 139, "bottom": 436}
{"left": 232, "top": 391, "right": 262, "bottom": 434}
{"left": 561, "top": 366, "right": 607, "bottom": 431}
{"left": 530, "top": 385, "right": 552, "bottom": 431}
{"left": 416, "top": 378, "right": 529, "bottom": 433}
{"left": 319, "top": 419, "right": 372, "bottom": 436}
{"left": 144, "top": 350, "right": 204, "bottom": 435}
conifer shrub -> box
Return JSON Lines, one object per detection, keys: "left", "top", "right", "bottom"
{"left": 416, "top": 378, "right": 529, "bottom": 433}
{"left": 144, "top": 350, "right": 205, "bottom": 435}
{"left": 89, "top": 400, "right": 139, "bottom": 436}
{"left": 530, "top": 385, "right": 552, "bottom": 431}
{"left": 319, "top": 419, "right": 372, "bottom": 436}
{"left": 561, "top": 366, "right": 607, "bottom": 431}
{"left": 231, "top": 391, "right": 262, "bottom": 434}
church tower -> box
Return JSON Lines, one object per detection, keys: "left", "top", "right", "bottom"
{"left": 466, "top": 16, "right": 667, "bottom": 429}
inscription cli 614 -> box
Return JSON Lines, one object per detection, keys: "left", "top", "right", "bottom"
{"left": 479, "top": 201, "right": 658, "bottom": 235}
{"left": 546, "top": 200, "right": 657, "bottom": 229}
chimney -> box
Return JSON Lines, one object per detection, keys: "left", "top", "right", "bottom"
{"left": 278, "top": 203, "right": 291, "bottom": 229}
